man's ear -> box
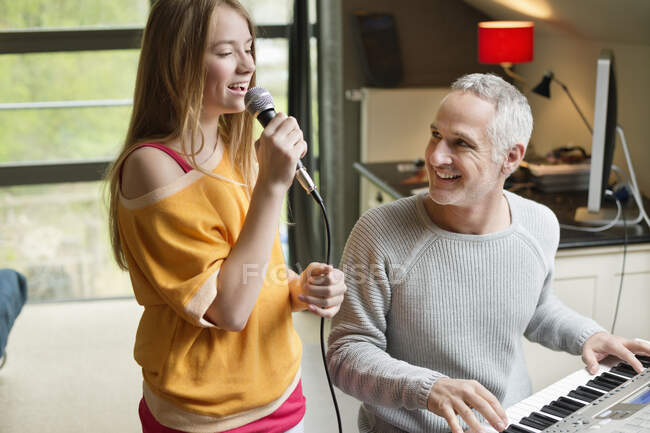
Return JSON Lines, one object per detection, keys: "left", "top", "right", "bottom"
{"left": 501, "top": 143, "right": 526, "bottom": 176}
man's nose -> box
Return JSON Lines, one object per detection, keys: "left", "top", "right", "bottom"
{"left": 430, "top": 140, "right": 453, "bottom": 166}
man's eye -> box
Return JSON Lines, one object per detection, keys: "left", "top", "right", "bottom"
{"left": 431, "top": 131, "right": 441, "bottom": 139}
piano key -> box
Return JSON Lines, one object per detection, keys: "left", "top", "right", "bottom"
{"left": 594, "top": 375, "right": 623, "bottom": 389}
{"left": 568, "top": 389, "right": 598, "bottom": 403}
{"left": 548, "top": 400, "right": 575, "bottom": 415}
{"left": 576, "top": 385, "right": 604, "bottom": 398}
{"left": 557, "top": 396, "right": 585, "bottom": 410}
{"left": 541, "top": 404, "right": 571, "bottom": 418}
{"left": 528, "top": 412, "right": 557, "bottom": 428}
{"left": 601, "top": 372, "right": 628, "bottom": 384}
{"left": 519, "top": 416, "right": 548, "bottom": 431}
{"left": 610, "top": 366, "right": 636, "bottom": 378}
{"left": 506, "top": 424, "right": 537, "bottom": 433}
{"left": 604, "top": 369, "right": 632, "bottom": 381}
{"left": 615, "top": 363, "right": 639, "bottom": 375}
{"left": 635, "top": 354, "right": 650, "bottom": 367}
{"left": 586, "top": 379, "right": 613, "bottom": 392}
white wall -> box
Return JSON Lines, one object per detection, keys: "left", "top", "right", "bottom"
{"left": 517, "top": 35, "right": 650, "bottom": 195}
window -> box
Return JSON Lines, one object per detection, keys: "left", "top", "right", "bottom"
{"left": 0, "top": 0, "right": 318, "bottom": 302}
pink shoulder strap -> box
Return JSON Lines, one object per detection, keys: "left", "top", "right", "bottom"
{"left": 135, "top": 143, "right": 194, "bottom": 173}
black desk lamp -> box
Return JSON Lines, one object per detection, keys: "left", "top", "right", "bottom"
{"left": 532, "top": 71, "right": 593, "bottom": 134}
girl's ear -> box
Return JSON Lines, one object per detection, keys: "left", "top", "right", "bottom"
{"left": 501, "top": 143, "right": 526, "bottom": 176}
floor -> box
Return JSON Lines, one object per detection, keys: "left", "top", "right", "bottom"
{"left": 0, "top": 299, "right": 360, "bottom": 433}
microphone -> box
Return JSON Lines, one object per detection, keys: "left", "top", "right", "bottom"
{"left": 244, "top": 86, "right": 317, "bottom": 194}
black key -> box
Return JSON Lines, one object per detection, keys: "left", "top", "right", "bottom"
{"left": 586, "top": 379, "right": 612, "bottom": 392}
{"left": 617, "top": 363, "right": 639, "bottom": 374}
{"left": 635, "top": 355, "right": 650, "bottom": 368}
{"left": 592, "top": 376, "right": 618, "bottom": 390}
{"left": 577, "top": 386, "right": 604, "bottom": 398}
{"left": 530, "top": 412, "right": 557, "bottom": 428}
{"left": 540, "top": 405, "right": 566, "bottom": 418}
{"left": 597, "top": 373, "right": 624, "bottom": 386}
{"left": 610, "top": 366, "right": 636, "bottom": 378}
{"left": 541, "top": 404, "right": 571, "bottom": 418}
{"left": 568, "top": 390, "right": 597, "bottom": 403}
{"left": 520, "top": 416, "right": 547, "bottom": 431}
{"left": 602, "top": 372, "right": 627, "bottom": 384}
{"left": 558, "top": 396, "right": 585, "bottom": 410}
{"left": 551, "top": 399, "right": 578, "bottom": 414}
{"left": 507, "top": 424, "right": 536, "bottom": 433}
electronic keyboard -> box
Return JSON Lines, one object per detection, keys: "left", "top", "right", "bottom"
{"left": 489, "top": 355, "right": 650, "bottom": 433}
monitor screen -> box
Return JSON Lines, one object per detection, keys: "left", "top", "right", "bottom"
{"left": 587, "top": 49, "right": 617, "bottom": 213}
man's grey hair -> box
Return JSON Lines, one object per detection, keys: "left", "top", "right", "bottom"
{"left": 450, "top": 73, "right": 533, "bottom": 162}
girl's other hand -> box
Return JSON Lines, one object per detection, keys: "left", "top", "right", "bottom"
{"left": 297, "top": 263, "right": 346, "bottom": 318}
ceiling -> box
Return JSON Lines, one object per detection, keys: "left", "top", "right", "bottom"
{"left": 462, "top": 0, "right": 650, "bottom": 45}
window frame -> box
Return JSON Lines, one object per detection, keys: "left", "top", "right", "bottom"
{"left": 0, "top": 23, "right": 317, "bottom": 186}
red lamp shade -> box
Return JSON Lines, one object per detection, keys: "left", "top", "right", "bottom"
{"left": 478, "top": 21, "right": 534, "bottom": 64}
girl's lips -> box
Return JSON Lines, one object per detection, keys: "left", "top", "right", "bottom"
{"left": 227, "top": 86, "right": 247, "bottom": 95}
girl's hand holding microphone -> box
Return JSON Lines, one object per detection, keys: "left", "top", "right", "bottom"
{"left": 257, "top": 113, "right": 348, "bottom": 318}
{"left": 254, "top": 112, "right": 307, "bottom": 194}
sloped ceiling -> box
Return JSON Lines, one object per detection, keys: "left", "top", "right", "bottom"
{"left": 462, "top": 0, "right": 650, "bottom": 45}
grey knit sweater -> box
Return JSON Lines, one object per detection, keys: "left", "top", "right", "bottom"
{"left": 327, "top": 191, "right": 606, "bottom": 433}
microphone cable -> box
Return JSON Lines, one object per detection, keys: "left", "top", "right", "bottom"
{"left": 309, "top": 188, "right": 343, "bottom": 433}
{"left": 244, "top": 86, "right": 343, "bottom": 430}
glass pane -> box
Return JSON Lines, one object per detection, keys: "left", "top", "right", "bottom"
{"left": 253, "top": 38, "right": 289, "bottom": 136}
{"left": 0, "top": 50, "right": 139, "bottom": 162}
{"left": 0, "top": 50, "right": 138, "bottom": 102}
{"left": 0, "top": 182, "right": 132, "bottom": 301}
{"left": 310, "top": 0, "right": 317, "bottom": 24}
{"left": 311, "top": 37, "right": 319, "bottom": 159}
{"left": 241, "top": 0, "right": 292, "bottom": 25}
{"left": 0, "top": 107, "right": 131, "bottom": 162}
{"left": 241, "top": 0, "right": 316, "bottom": 25}
{"left": 0, "top": 0, "right": 149, "bottom": 29}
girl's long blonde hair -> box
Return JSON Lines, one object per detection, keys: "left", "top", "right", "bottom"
{"left": 106, "top": 0, "right": 257, "bottom": 270}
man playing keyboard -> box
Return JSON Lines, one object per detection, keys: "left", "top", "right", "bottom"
{"left": 326, "top": 73, "right": 650, "bottom": 433}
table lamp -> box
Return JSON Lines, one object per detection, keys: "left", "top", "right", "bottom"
{"left": 478, "top": 21, "right": 534, "bottom": 83}
{"left": 532, "top": 71, "right": 594, "bottom": 134}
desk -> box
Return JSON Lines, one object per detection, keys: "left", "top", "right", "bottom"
{"left": 354, "top": 161, "right": 650, "bottom": 249}
{"left": 355, "top": 160, "right": 650, "bottom": 391}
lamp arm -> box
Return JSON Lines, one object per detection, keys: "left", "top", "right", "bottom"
{"left": 500, "top": 63, "right": 527, "bottom": 84}
{"left": 554, "top": 78, "right": 594, "bottom": 135}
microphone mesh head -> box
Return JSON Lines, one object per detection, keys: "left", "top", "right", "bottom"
{"left": 245, "top": 86, "right": 274, "bottom": 117}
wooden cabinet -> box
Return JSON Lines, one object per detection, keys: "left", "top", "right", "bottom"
{"left": 523, "top": 243, "right": 650, "bottom": 391}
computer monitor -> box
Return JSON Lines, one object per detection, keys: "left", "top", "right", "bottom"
{"left": 574, "top": 49, "right": 617, "bottom": 223}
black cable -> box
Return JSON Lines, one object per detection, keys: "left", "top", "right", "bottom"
{"left": 610, "top": 197, "right": 627, "bottom": 334}
{"left": 310, "top": 189, "right": 343, "bottom": 433}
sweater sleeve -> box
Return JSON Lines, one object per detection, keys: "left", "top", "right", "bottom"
{"left": 523, "top": 207, "right": 606, "bottom": 355}
{"left": 119, "top": 200, "right": 231, "bottom": 328}
{"left": 327, "top": 213, "right": 446, "bottom": 411}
